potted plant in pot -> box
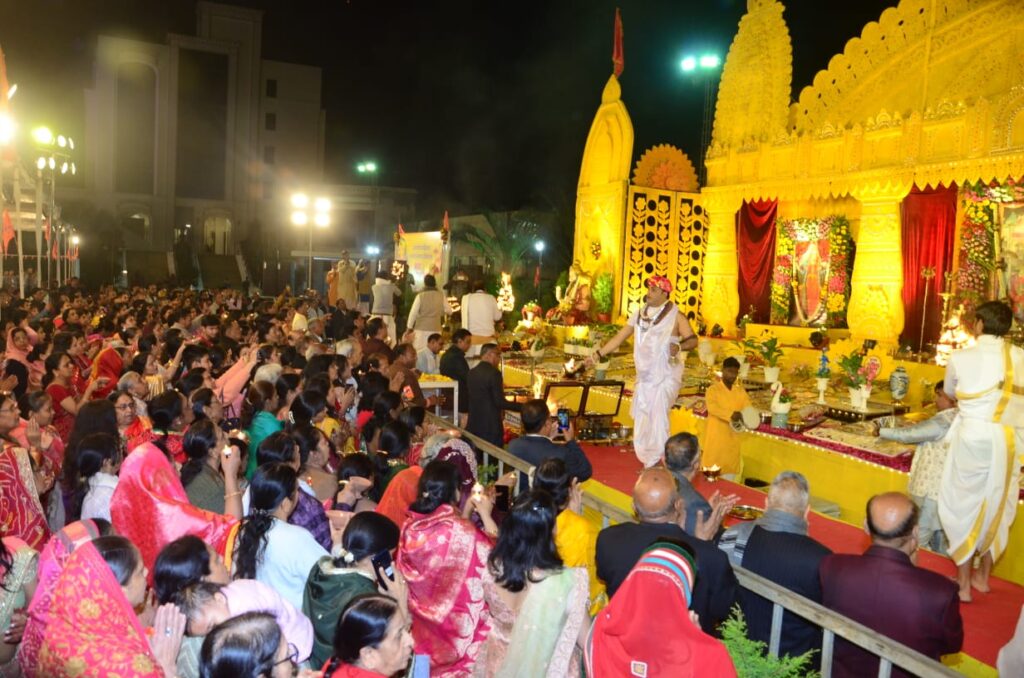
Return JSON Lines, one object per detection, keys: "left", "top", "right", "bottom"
{"left": 755, "top": 334, "right": 784, "bottom": 383}
{"left": 593, "top": 272, "right": 614, "bottom": 323}
{"left": 838, "top": 350, "right": 867, "bottom": 409}
{"left": 815, "top": 349, "right": 831, "bottom": 405}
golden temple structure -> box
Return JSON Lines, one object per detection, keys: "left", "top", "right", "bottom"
{"left": 572, "top": 0, "right": 1024, "bottom": 345}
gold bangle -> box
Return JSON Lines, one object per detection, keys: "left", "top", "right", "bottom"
{"left": 224, "top": 490, "right": 243, "bottom": 499}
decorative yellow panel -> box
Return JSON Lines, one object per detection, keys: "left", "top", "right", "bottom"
{"left": 621, "top": 187, "right": 708, "bottom": 322}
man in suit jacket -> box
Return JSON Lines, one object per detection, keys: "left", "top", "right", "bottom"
{"left": 507, "top": 398, "right": 593, "bottom": 492}
{"left": 440, "top": 329, "right": 472, "bottom": 425}
{"left": 820, "top": 492, "right": 963, "bottom": 678}
{"left": 465, "top": 343, "right": 520, "bottom": 448}
{"left": 596, "top": 467, "right": 736, "bottom": 635}
{"left": 718, "top": 471, "right": 832, "bottom": 668}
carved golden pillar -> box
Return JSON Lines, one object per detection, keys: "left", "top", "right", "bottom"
{"left": 700, "top": 192, "right": 743, "bottom": 335}
{"left": 847, "top": 184, "right": 910, "bottom": 346}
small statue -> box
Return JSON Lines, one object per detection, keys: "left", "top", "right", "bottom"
{"left": 549, "top": 261, "right": 593, "bottom": 325}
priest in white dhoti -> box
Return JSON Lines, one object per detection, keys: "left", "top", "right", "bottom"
{"left": 587, "top": 276, "right": 697, "bottom": 467}
{"left": 938, "top": 301, "right": 1024, "bottom": 603}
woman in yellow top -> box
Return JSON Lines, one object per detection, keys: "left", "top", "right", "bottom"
{"left": 702, "top": 356, "right": 751, "bottom": 479}
{"left": 533, "top": 457, "right": 607, "bottom": 615}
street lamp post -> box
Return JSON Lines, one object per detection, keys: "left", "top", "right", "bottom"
{"left": 33, "top": 126, "right": 76, "bottom": 289}
{"left": 356, "top": 161, "right": 379, "bottom": 244}
{"left": 291, "top": 192, "right": 331, "bottom": 292}
{"left": 680, "top": 53, "right": 721, "bottom": 186}
{"left": 534, "top": 240, "right": 545, "bottom": 299}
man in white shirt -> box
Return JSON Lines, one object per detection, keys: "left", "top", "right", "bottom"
{"left": 407, "top": 274, "right": 451, "bottom": 351}
{"left": 416, "top": 333, "right": 443, "bottom": 375}
{"left": 370, "top": 273, "right": 399, "bottom": 345}
{"left": 460, "top": 280, "right": 502, "bottom": 360}
{"left": 291, "top": 298, "right": 309, "bottom": 332}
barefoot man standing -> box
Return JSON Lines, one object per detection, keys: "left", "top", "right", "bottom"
{"left": 587, "top": 276, "right": 697, "bottom": 467}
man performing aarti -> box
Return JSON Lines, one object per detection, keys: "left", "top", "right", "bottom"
{"left": 587, "top": 276, "right": 697, "bottom": 467}
{"left": 331, "top": 251, "right": 364, "bottom": 310}
{"left": 938, "top": 300, "right": 1024, "bottom": 602}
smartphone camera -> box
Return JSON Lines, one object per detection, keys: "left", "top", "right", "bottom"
{"left": 371, "top": 549, "right": 395, "bottom": 588}
{"left": 556, "top": 408, "right": 570, "bottom": 431}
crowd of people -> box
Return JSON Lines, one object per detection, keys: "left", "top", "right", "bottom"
{"left": 0, "top": 279, "right": 1021, "bottom": 677}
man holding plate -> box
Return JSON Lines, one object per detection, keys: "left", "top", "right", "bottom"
{"left": 587, "top": 276, "right": 698, "bottom": 467}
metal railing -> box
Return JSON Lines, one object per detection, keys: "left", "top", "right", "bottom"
{"left": 425, "top": 413, "right": 961, "bottom": 678}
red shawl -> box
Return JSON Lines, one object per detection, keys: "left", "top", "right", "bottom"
{"left": 110, "top": 443, "right": 237, "bottom": 575}
{"left": 375, "top": 465, "right": 422, "bottom": 527}
{"left": 36, "top": 540, "right": 163, "bottom": 677}
{"left": 89, "top": 346, "right": 123, "bottom": 399}
{"left": 19, "top": 520, "right": 103, "bottom": 677}
{"left": 397, "top": 504, "right": 492, "bottom": 678}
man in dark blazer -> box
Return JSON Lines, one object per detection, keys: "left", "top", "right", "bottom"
{"left": 596, "top": 467, "right": 736, "bottom": 635}
{"left": 820, "top": 492, "right": 963, "bottom": 678}
{"left": 465, "top": 343, "right": 520, "bottom": 448}
{"left": 507, "top": 399, "right": 593, "bottom": 492}
{"left": 439, "top": 328, "right": 472, "bottom": 424}
{"left": 717, "top": 471, "right": 832, "bottom": 669}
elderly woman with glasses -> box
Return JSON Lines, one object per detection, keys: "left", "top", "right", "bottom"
{"left": 114, "top": 388, "right": 155, "bottom": 455}
{"left": 199, "top": 611, "right": 319, "bottom": 678}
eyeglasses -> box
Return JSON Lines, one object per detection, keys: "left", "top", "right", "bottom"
{"left": 272, "top": 643, "right": 299, "bottom": 676}
{"left": 0, "top": 406, "right": 18, "bottom": 415}
{"left": 115, "top": 403, "right": 134, "bottom": 411}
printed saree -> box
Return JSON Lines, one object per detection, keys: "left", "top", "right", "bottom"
{"left": 0, "top": 444, "right": 50, "bottom": 550}
{"left": 19, "top": 520, "right": 103, "bottom": 677}
{"left": 0, "top": 536, "right": 38, "bottom": 634}
{"left": 110, "top": 443, "right": 237, "bottom": 574}
{"left": 397, "top": 504, "right": 492, "bottom": 678}
{"left": 36, "top": 541, "right": 162, "bottom": 677}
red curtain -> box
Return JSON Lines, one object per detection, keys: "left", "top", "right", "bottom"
{"left": 736, "top": 199, "right": 778, "bottom": 323}
{"left": 900, "top": 185, "right": 958, "bottom": 350}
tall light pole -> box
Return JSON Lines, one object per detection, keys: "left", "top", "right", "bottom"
{"left": 356, "top": 161, "right": 379, "bottom": 245}
{"left": 680, "top": 53, "right": 721, "bottom": 186}
{"left": 534, "top": 240, "right": 545, "bottom": 299}
{"left": 291, "top": 192, "right": 331, "bottom": 291}
{"left": 33, "top": 126, "right": 76, "bottom": 289}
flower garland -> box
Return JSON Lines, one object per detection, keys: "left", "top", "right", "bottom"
{"left": 956, "top": 179, "right": 1024, "bottom": 315}
{"left": 770, "top": 216, "right": 853, "bottom": 327}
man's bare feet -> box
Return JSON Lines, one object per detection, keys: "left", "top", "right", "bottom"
{"left": 958, "top": 588, "right": 973, "bottom": 603}
{"left": 971, "top": 571, "right": 991, "bottom": 593}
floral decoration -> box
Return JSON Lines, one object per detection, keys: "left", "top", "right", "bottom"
{"left": 770, "top": 216, "right": 853, "bottom": 327}
{"left": 956, "top": 179, "right": 1024, "bottom": 315}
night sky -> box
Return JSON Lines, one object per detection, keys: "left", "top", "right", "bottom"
{"left": 1, "top": 0, "right": 895, "bottom": 218}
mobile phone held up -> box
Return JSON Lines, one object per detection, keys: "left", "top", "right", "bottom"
{"left": 371, "top": 549, "right": 395, "bottom": 589}
{"left": 557, "top": 408, "right": 570, "bottom": 432}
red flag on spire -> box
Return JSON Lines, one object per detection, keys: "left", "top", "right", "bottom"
{"left": 398, "top": 223, "right": 406, "bottom": 238}
{"left": 612, "top": 8, "right": 624, "bottom": 78}
{"left": 534, "top": 264, "right": 541, "bottom": 289}
{"left": 442, "top": 210, "right": 450, "bottom": 233}
{"left": 50, "top": 238, "right": 57, "bottom": 261}
{"left": 1, "top": 209, "right": 13, "bottom": 254}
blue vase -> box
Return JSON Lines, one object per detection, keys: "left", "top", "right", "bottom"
{"left": 889, "top": 366, "right": 909, "bottom": 402}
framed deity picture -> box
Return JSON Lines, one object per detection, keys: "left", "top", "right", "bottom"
{"left": 1000, "top": 203, "right": 1024, "bottom": 323}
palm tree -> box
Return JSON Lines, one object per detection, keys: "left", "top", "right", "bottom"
{"left": 451, "top": 211, "right": 541, "bottom": 277}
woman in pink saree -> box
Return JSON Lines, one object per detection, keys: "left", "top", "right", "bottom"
{"left": 396, "top": 460, "right": 496, "bottom": 678}
{"left": 19, "top": 519, "right": 105, "bottom": 676}
{"left": 110, "top": 442, "right": 240, "bottom": 574}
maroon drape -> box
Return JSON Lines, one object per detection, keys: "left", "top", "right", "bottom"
{"left": 900, "top": 185, "right": 957, "bottom": 350}
{"left": 736, "top": 199, "right": 778, "bottom": 323}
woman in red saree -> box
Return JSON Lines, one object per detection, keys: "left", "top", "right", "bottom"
{"left": 88, "top": 342, "right": 124, "bottom": 400}
{"left": 396, "top": 460, "right": 495, "bottom": 678}
{"left": 583, "top": 541, "right": 737, "bottom": 677}
{"left": 110, "top": 442, "right": 240, "bottom": 574}
{"left": 36, "top": 535, "right": 184, "bottom": 677}
{"left": 114, "top": 389, "right": 155, "bottom": 454}
{"left": 0, "top": 391, "right": 52, "bottom": 550}
{"left": 18, "top": 519, "right": 106, "bottom": 676}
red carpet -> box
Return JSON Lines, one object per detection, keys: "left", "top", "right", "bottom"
{"left": 581, "top": 444, "right": 1023, "bottom": 668}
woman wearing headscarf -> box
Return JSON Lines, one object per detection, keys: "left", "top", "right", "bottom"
{"left": 0, "top": 391, "right": 52, "bottom": 550}
{"left": 110, "top": 441, "right": 242, "bottom": 574}
{"left": 584, "top": 541, "right": 737, "bottom": 677}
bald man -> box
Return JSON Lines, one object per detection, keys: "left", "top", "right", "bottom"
{"left": 820, "top": 492, "right": 963, "bottom": 678}
{"left": 595, "top": 468, "right": 737, "bottom": 634}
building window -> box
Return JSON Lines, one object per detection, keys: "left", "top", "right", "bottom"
{"left": 265, "top": 112, "right": 276, "bottom": 131}
{"left": 264, "top": 146, "right": 275, "bottom": 164}
{"left": 265, "top": 79, "right": 277, "bottom": 98}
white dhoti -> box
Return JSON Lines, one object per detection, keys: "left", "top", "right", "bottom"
{"left": 938, "top": 417, "right": 1022, "bottom": 565}
{"left": 412, "top": 330, "right": 434, "bottom": 352}
{"left": 937, "top": 336, "right": 1024, "bottom": 565}
{"left": 630, "top": 303, "right": 684, "bottom": 467}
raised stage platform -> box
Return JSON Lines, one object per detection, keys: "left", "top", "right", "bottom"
{"left": 579, "top": 444, "right": 1022, "bottom": 678}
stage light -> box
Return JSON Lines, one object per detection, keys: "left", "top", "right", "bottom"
{"left": 47, "top": 157, "right": 55, "bottom": 170}
{"left": 681, "top": 56, "right": 696, "bottom": 72}
{"left": 366, "top": 245, "right": 380, "bottom": 256}
{"left": 71, "top": 236, "right": 80, "bottom": 245}
{"left": 534, "top": 241, "right": 545, "bottom": 253}
{"left": 291, "top": 193, "right": 309, "bottom": 209}
{"left": 57, "top": 135, "right": 67, "bottom": 148}
{"left": 36, "top": 157, "right": 46, "bottom": 170}
{"left": 33, "top": 126, "right": 53, "bottom": 145}
{"left": 314, "top": 212, "right": 329, "bottom": 227}
{"left": 314, "top": 197, "right": 331, "bottom": 212}
{"left": 0, "top": 114, "right": 15, "bottom": 145}
{"left": 291, "top": 211, "right": 308, "bottom": 226}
